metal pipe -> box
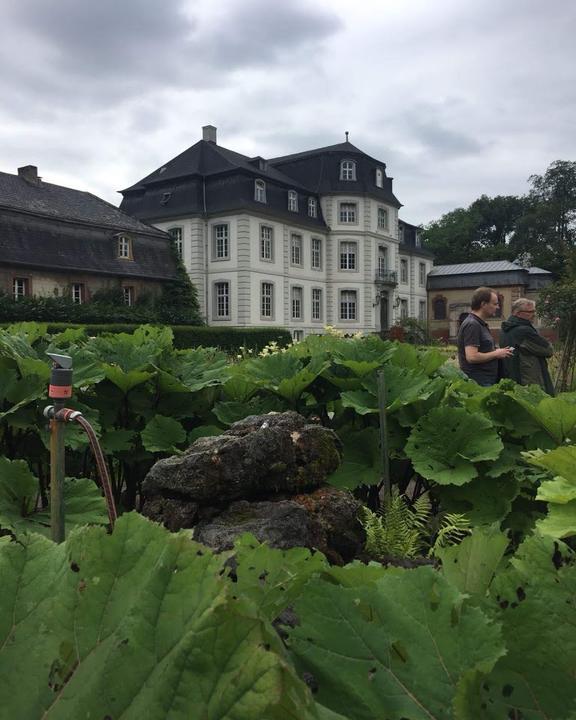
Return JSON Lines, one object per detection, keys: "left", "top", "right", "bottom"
{"left": 49, "top": 399, "right": 66, "bottom": 543}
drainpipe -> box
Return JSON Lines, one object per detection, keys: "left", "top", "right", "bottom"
{"left": 203, "top": 177, "right": 209, "bottom": 322}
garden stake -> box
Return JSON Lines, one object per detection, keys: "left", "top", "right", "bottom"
{"left": 377, "top": 369, "right": 391, "bottom": 504}
{"left": 46, "top": 353, "right": 73, "bottom": 543}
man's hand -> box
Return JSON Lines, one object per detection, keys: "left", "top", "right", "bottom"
{"left": 465, "top": 345, "right": 514, "bottom": 363}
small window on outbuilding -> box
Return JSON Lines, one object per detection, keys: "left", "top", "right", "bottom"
{"left": 433, "top": 296, "right": 447, "bottom": 320}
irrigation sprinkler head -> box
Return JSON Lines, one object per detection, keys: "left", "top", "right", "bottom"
{"left": 46, "top": 353, "right": 73, "bottom": 369}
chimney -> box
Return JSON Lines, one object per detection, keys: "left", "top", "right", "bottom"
{"left": 18, "top": 165, "right": 41, "bottom": 185}
{"left": 202, "top": 125, "right": 217, "bottom": 144}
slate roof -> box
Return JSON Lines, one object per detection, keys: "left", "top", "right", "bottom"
{"left": 0, "top": 169, "right": 177, "bottom": 281}
{"left": 122, "top": 140, "right": 310, "bottom": 193}
{"left": 0, "top": 213, "right": 177, "bottom": 279}
{"left": 429, "top": 261, "right": 527, "bottom": 276}
{"left": 269, "top": 140, "right": 402, "bottom": 207}
{"left": 0, "top": 170, "right": 161, "bottom": 235}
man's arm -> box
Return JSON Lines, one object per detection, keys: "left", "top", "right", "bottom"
{"left": 464, "top": 345, "right": 513, "bottom": 364}
{"left": 519, "top": 337, "right": 554, "bottom": 358}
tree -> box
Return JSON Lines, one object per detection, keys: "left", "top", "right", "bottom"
{"left": 423, "top": 195, "right": 525, "bottom": 265}
{"left": 509, "top": 160, "right": 576, "bottom": 275}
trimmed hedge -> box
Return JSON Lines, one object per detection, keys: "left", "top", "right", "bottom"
{"left": 0, "top": 322, "right": 292, "bottom": 354}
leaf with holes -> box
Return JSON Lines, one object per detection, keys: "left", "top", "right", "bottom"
{"left": 288, "top": 566, "right": 504, "bottom": 720}
{"left": 405, "top": 407, "right": 503, "bottom": 485}
{"left": 0, "top": 513, "right": 318, "bottom": 719}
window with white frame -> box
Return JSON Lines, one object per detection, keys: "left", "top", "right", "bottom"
{"left": 123, "top": 286, "right": 134, "bottom": 306}
{"left": 291, "top": 286, "right": 303, "bottom": 320}
{"left": 260, "top": 225, "right": 273, "bottom": 261}
{"left": 261, "top": 282, "right": 274, "bottom": 319}
{"left": 400, "top": 258, "right": 408, "bottom": 284}
{"left": 71, "top": 283, "right": 84, "bottom": 304}
{"left": 292, "top": 330, "right": 304, "bottom": 342}
{"left": 340, "top": 290, "right": 357, "bottom": 320}
{"left": 214, "top": 281, "right": 230, "bottom": 319}
{"left": 398, "top": 224, "right": 405, "bottom": 242}
{"left": 168, "top": 227, "right": 183, "bottom": 258}
{"left": 419, "top": 262, "right": 426, "bottom": 286}
{"left": 419, "top": 301, "right": 426, "bottom": 321}
{"left": 308, "top": 197, "right": 317, "bottom": 218}
{"left": 288, "top": 190, "right": 298, "bottom": 212}
{"left": 213, "top": 224, "right": 229, "bottom": 260}
{"left": 312, "top": 288, "right": 322, "bottom": 321}
{"left": 399, "top": 298, "right": 408, "bottom": 320}
{"left": 340, "top": 160, "right": 356, "bottom": 181}
{"left": 340, "top": 241, "right": 357, "bottom": 270}
{"left": 415, "top": 232, "right": 421, "bottom": 247}
{"left": 291, "top": 234, "right": 302, "bottom": 266}
{"left": 378, "top": 246, "right": 388, "bottom": 273}
{"left": 254, "top": 179, "right": 266, "bottom": 203}
{"left": 377, "top": 207, "right": 389, "bottom": 230}
{"left": 375, "top": 168, "right": 384, "bottom": 187}
{"left": 311, "top": 237, "right": 322, "bottom": 269}
{"left": 13, "top": 277, "right": 28, "bottom": 299}
{"left": 339, "top": 202, "right": 357, "bottom": 223}
{"left": 117, "top": 235, "right": 131, "bottom": 259}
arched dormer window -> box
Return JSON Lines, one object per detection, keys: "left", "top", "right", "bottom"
{"left": 340, "top": 159, "right": 356, "bottom": 181}
{"left": 288, "top": 190, "right": 298, "bottom": 212}
{"left": 308, "top": 197, "right": 317, "bottom": 218}
{"left": 375, "top": 168, "right": 384, "bottom": 187}
{"left": 433, "top": 296, "right": 447, "bottom": 321}
{"left": 254, "top": 179, "right": 266, "bottom": 203}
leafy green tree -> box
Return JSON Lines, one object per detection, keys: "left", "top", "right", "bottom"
{"left": 423, "top": 195, "right": 525, "bottom": 265}
{"left": 510, "top": 160, "right": 576, "bottom": 274}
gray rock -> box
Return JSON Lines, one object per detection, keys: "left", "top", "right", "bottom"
{"left": 142, "top": 411, "right": 341, "bottom": 504}
{"left": 193, "top": 499, "right": 323, "bottom": 553}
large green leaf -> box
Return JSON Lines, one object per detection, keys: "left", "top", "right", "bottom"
{"left": 405, "top": 407, "right": 503, "bottom": 485}
{"left": 434, "top": 474, "right": 520, "bottom": 526}
{"left": 511, "top": 396, "right": 576, "bottom": 444}
{"left": 526, "top": 447, "right": 576, "bottom": 538}
{"left": 103, "top": 364, "right": 154, "bottom": 393}
{"left": 480, "top": 534, "right": 576, "bottom": 719}
{"left": 536, "top": 502, "right": 576, "bottom": 539}
{"left": 230, "top": 533, "right": 327, "bottom": 621}
{"left": 213, "top": 396, "right": 285, "bottom": 426}
{"left": 328, "top": 428, "right": 382, "bottom": 489}
{"left": 289, "top": 567, "right": 504, "bottom": 720}
{"left": 141, "top": 415, "right": 186, "bottom": 453}
{"left": 0, "top": 513, "right": 316, "bottom": 719}
{"left": 0, "top": 457, "right": 108, "bottom": 536}
{"left": 437, "top": 525, "right": 509, "bottom": 599}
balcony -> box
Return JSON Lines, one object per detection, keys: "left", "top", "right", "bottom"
{"left": 374, "top": 269, "right": 398, "bottom": 286}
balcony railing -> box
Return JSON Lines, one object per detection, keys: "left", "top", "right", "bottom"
{"left": 374, "top": 269, "right": 398, "bottom": 285}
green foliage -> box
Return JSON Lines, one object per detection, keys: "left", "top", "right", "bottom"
{"left": 405, "top": 407, "right": 504, "bottom": 485}
{"left": 361, "top": 489, "right": 431, "bottom": 560}
{"left": 0, "top": 457, "right": 108, "bottom": 536}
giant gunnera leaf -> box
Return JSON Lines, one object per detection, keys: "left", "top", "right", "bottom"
{"left": 0, "top": 456, "right": 108, "bottom": 536}
{"left": 288, "top": 566, "right": 504, "bottom": 720}
{"left": 478, "top": 534, "right": 576, "bottom": 719}
{"left": 0, "top": 513, "right": 317, "bottom": 720}
{"left": 405, "top": 407, "right": 503, "bottom": 485}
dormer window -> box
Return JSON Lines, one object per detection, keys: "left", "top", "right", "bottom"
{"left": 117, "top": 235, "right": 132, "bottom": 259}
{"left": 160, "top": 192, "right": 172, "bottom": 205}
{"left": 254, "top": 179, "right": 266, "bottom": 203}
{"left": 375, "top": 168, "right": 384, "bottom": 187}
{"left": 308, "top": 197, "right": 317, "bottom": 218}
{"left": 340, "top": 160, "right": 356, "bottom": 181}
{"left": 288, "top": 190, "right": 298, "bottom": 212}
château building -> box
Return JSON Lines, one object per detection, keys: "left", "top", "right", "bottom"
{"left": 120, "top": 126, "right": 432, "bottom": 338}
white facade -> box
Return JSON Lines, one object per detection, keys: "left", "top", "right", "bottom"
{"left": 154, "top": 199, "right": 432, "bottom": 338}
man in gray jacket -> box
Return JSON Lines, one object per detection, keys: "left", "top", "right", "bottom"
{"left": 500, "top": 298, "right": 555, "bottom": 395}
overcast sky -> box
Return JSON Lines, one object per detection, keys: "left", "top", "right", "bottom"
{"left": 1, "top": 0, "right": 574, "bottom": 225}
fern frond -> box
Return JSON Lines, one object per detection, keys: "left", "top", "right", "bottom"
{"left": 431, "top": 512, "right": 472, "bottom": 555}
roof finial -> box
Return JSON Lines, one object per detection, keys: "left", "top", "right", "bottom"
{"left": 345, "top": 130, "right": 349, "bottom": 142}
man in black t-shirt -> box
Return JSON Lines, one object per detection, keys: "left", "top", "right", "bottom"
{"left": 457, "top": 287, "right": 514, "bottom": 386}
